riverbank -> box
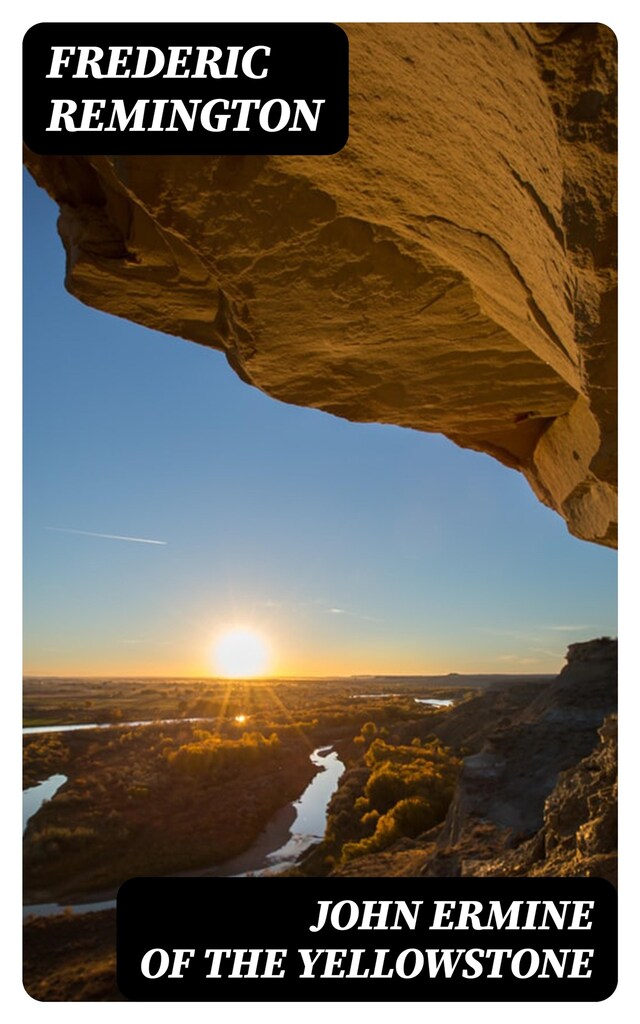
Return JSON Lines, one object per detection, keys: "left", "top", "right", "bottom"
{"left": 23, "top": 677, "right": 465, "bottom": 903}
{"left": 24, "top": 745, "right": 344, "bottom": 915}
{"left": 23, "top": 721, "right": 318, "bottom": 904}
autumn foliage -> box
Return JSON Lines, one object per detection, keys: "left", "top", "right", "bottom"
{"left": 327, "top": 735, "right": 460, "bottom": 863}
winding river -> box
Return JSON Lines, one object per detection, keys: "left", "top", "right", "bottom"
{"left": 23, "top": 692, "right": 452, "bottom": 915}
{"left": 23, "top": 743, "right": 344, "bottom": 918}
{"left": 203, "top": 745, "right": 344, "bottom": 877}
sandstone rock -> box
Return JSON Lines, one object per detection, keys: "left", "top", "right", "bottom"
{"left": 420, "top": 638, "right": 617, "bottom": 877}
{"left": 471, "top": 713, "right": 618, "bottom": 883}
{"left": 24, "top": 23, "right": 617, "bottom": 546}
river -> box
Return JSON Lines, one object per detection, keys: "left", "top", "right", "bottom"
{"left": 23, "top": 694, "right": 454, "bottom": 737}
{"left": 198, "top": 745, "right": 344, "bottom": 877}
{"left": 23, "top": 744, "right": 344, "bottom": 918}
{"left": 351, "top": 695, "right": 454, "bottom": 707}
{"left": 23, "top": 716, "right": 217, "bottom": 736}
{"left": 23, "top": 773, "right": 67, "bottom": 834}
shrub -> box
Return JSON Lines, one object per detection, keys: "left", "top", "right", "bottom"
{"left": 342, "top": 796, "right": 441, "bottom": 862}
{"left": 339, "top": 738, "right": 460, "bottom": 863}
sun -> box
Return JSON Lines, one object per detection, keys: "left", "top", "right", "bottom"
{"left": 213, "top": 627, "right": 270, "bottom": 678}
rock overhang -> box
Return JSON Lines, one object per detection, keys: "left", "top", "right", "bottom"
{"left": 24, "top": 22, "right": 617, "bottom": 547}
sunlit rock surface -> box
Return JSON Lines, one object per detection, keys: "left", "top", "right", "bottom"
{"left": 25, "top": 23, "right": 617, "bottom": 546}
{"left": 469, "top": 713, "right": 618, "bottom": 883}
{"left": 420, "top": 637, "right": 617, "bottom": 879}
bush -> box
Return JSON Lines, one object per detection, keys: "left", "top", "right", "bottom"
{"left": 166, "top": 731, "right": 281, "bottom": 781}
{"left": 339, "top": 737, "right": 460, "bottom": 863}
{"left": 342, "top": 796, "right": 442, "bottom": 862}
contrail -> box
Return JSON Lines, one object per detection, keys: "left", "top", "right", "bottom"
{"left": 45, "top": 527, "right": 167, "bottom": 545}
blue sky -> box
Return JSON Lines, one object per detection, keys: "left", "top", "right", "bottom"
{"left": 23, "top": 170, "right": 617, "bottom": 677}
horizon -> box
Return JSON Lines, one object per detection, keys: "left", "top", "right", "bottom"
{"left": 23, "top": 669, "right": 560, "bottom": 681}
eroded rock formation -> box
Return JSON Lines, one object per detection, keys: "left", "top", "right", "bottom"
{"left": 469, "top": 714, "right": 618, "bottom": 883}
{"left": 25, "top": 23, "right": 617, "bottom": 545}
{"left": 330, "top": 639, "right": 617, "bottom": 880}
{"left": 418, "top": 639, "right": 618, "bottom": 882}
{"left": 426, "top": 637, "right": 617, "bottom": 866}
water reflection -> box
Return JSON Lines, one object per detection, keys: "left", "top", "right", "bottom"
{"left": 23, "top": 746, "right": 345, "bottom": 916}
{"left": 255, "top": 746, "right": 344, "bottom": 874}
{"left": 23, "top": 773, "right": 67, "bottom": 835}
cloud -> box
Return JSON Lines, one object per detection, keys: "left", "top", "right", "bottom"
{"left": 324, "top": 606, "right": 381, "bottom": 622}
{"left": 497, "top": 654, "right": 541, "bottom": 665}
{"left": 118, "top": 639, "right": 174, "bottom": 646}
{"left": 478, "top": 627, "right": 542, "bottom": 643}
{"left": 529, "top": 646, "right": 565, "bottom": 659}
{"left": 46, "top": 527, "right": 166, "bottom": 545}
{"left": 257, "top": 598, "right": 381, "bottom": 622}
{"left": 542, "top": 625, "right": 594, "bottom": 632}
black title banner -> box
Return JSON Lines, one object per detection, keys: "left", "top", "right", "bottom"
{"left": 23, "top": 22, "right": 349, "bottom": 155}
{"left": 117, "top": 876, "right": 617, "bottom": 1001}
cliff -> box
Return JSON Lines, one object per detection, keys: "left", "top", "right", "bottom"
{"left": 24, "top": 23, "right": 617, "bottom": 546}
{"left": 330, "top": 639, "right": 617, "bottom": 880}
{"left": 470, "top": 713, "right": 617, "bottom": 883}
{"left": 439, "top": 638, "right": 617, "bottom": 841}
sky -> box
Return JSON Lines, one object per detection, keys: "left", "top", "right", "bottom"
{"left": 23, "top": 170, "right": 617, "bottom": 678}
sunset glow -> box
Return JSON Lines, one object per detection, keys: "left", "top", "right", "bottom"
{"left": 213, "top": 628, "right": 270, "bottom": 678}
{"left": 23, "top": 174, "right": 617, "bottom": 679}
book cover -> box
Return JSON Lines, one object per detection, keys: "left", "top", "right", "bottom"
{"left": 20, "top": 11, "right": 619, "bottom": 1012}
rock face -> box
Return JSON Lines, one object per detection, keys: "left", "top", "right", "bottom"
{"left": 24, "top": 23, "right": 617, "bottom": 545}
{"left": 470, "top": 714, "right": 618, "bottom": 883}
{"left": 326, "top": 641, "right": 617, "bottom": 881}
{"left": 420, "top": 638, "right": 617, "bottom": 878}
